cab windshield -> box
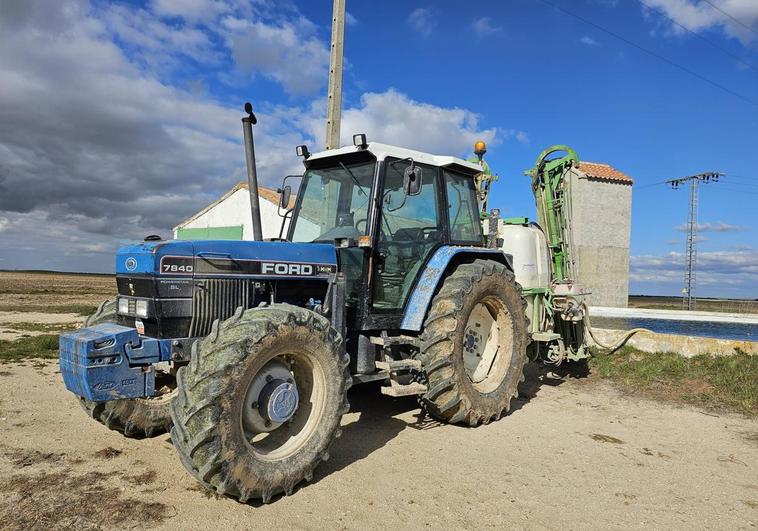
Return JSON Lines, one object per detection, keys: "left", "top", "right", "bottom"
{"left": 290, "top": 161, "right": 375, "bottom": 243}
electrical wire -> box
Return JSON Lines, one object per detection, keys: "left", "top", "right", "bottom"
{"left": 535, "top": 0, "right": 758, "bottom": 108}
{"left": 719, "top": 179, "right": 758, "bottom": 188}
{"left": 700, "top": 0, "right": 758, "bottom": 39}
{"left": 636, "top": 0, "right": 758, "bottom": 73}
{"left": 634, "top": 179, "right": 672, "bottom": 190}
{"left": 710, "top": 186, "right": 758, "bottom": 195}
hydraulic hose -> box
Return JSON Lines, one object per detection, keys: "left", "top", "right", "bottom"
{"left": 581, "top": 303, "right": 654, "bottom": 353}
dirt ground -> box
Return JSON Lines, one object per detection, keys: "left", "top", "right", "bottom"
{"left": 1, "top": 271, "right": 756, "bottom": 529}
{"left": 0, "top": 362, "right": 756, "bottom": 530}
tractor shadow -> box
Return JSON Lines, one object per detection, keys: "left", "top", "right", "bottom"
{"left": 311, "top": 361, "right": 590, "bottom": 486}
{"left": 313, "top": 382, "right": 431, "bottom": 482}
{"left": 509, "top": 360, "right": 590, "bottom": 415}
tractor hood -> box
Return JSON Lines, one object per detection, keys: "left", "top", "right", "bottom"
{"left": 116, "top": 240, "right": 338, "bottom": 279}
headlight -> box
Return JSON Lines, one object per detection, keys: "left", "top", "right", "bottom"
{"left": 135, "top": 299, "right": 148, "bottom": 318}
{"left": 118, "top": 297, "right": 129, "bottom": 315}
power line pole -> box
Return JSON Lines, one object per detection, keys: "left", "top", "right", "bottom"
{"left": 325, "top": 0, "right": 345, "bottom": 150}
{"left": 667, "top": 172, "right": 723, "bottom": 310}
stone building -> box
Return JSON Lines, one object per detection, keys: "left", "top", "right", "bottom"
{"left": 568, "top": 161, "right": 633, "bottom": 308}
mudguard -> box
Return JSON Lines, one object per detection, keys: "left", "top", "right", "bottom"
{"left": 400, "top": 246, "right": 511, "bottom": 331}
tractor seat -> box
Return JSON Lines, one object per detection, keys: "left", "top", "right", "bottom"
{"left": 394, "top": 227, "right": 424, "bottom": 241}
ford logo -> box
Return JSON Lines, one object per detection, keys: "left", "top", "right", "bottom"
{"left": 125, "top": 257, "right": 138, "bottom": 271}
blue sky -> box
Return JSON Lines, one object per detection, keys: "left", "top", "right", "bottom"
{"left": 0, "top": 0, "right": 756, "bottom": 298}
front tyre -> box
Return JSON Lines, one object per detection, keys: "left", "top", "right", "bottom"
{"left": 419, "top": 260, "right": 528, "bottom": 426}
{"left": 80, "top": 298, "right": 175, "bottom": 438}
{"left": 170, "top": 304, "right": 350, "bottom": 503}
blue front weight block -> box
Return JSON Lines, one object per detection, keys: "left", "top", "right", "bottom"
{"left": 59, "top": 323, "right": 171, "bottom": 402}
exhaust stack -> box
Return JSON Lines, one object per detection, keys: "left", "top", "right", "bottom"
{"left": 242, "top": 102, "right": 263, "bottom": 241}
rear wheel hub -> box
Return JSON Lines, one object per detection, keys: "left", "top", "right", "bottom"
{"left": 259, "top": 379, "right": 299, "bottom": 423}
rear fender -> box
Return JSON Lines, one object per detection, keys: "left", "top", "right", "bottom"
{"left": 400, "top": 246, "right": 512, "bottom": 332}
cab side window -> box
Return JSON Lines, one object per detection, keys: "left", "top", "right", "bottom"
{"left": 444, "top": 169, "right": 483, "bottom": 243}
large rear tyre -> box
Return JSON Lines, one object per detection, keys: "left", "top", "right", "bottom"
{"left": 170, "top": 304, "right": 350, "bottom": 503}
{"left": 79, "top": 298, "right": 175, "bottom": 438}
{"left": 418, "top": 260, "right": 528, "bottom": 426}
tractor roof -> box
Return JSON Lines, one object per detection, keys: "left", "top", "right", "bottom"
{"left": 307, "top": 142, "right": 482, "bottom": 177}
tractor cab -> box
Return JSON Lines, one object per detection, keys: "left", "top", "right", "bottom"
{"left": 283, "top": 138, "right": 486, "bottom": 331}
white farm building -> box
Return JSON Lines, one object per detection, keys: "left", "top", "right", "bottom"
{"left": 173, "top": 183, "right": 292, "bottom": 241}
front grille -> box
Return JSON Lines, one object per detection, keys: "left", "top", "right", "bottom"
{"left": 188, "top": 279, "right": 254, "bottom": 337}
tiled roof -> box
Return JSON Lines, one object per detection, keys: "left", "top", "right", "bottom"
{"left": 174, "top": 183, "right": 293, "bottom": 230}
{"left": 237, "top": 182, "right": 296, "bottom": 208}
{"left": 577, "top": 161, "right": 633, "bottom": 185}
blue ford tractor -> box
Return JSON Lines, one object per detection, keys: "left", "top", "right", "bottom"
{"left": 57, "top": 105, "right": 573, "bottom": 503}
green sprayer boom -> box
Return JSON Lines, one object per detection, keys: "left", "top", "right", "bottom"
{"left": 526, "top": 145, "right": 579, "bottom": 284}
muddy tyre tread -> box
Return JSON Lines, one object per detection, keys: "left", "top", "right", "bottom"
{"left": 170, "top": 303, "right": 349, "bottom": 503}
{"left": 418, "top": 259, "right": 529, "bottom": 426}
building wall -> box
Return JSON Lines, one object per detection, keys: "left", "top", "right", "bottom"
{"left": 174, "top": 188, "right": 289, "bottom": 240}
{"left": 568, "top": 170, "right": 632, "bottom": 307}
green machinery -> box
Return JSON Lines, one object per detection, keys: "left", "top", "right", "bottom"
{"left": 482, "top": 144, "right": 591, "bottom": 364}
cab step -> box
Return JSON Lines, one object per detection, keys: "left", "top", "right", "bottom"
{"left": 375, "top": 359, "right": 422, "bottom": 372}
{"left": 380, "top": 381, "right": 427, "bottom": 397}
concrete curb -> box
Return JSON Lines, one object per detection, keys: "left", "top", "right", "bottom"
{"left": 592, "top": 328, "right": 757, "bottom": 358}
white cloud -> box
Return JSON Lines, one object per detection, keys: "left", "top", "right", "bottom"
{"left": 472, "top": 17, "right": 503, "bottom": 38}
{"left": 150, "top": 0, "right": 231, "bottom": 23}
{"left": 630, "top": 250, "right": 758, "bottom": 296}
{"left": 222, "top": 16, "right": 330, "bottom": 96}
{"left": 675, "top": 221, "right": 746, "bottom": 232}
{"left": 346, "top": 12, "right": 358, "bottom": 26}
{"left": 0, "top": 0, "right": 521, "bottom": 273}
{"left": 642, "top": 0, "right": 758, "bottom": 44}
{"left": 0, "top": 0, "right": 309, "bottom": 266}
{"left": 300, "top": 90, "right": 500, "bottom": 158}
{"left": 101, "top": 3, "right": 219, "bottom": 67}
{"left": 408, "top": 8, "right": 436, "bottom": 37}
{"left": 579, "top": 35, "right": 600, "bottom": 46}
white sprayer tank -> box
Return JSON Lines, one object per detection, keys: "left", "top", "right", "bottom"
{"left": 497, "top": 222, "right": 550, "bottom": 291}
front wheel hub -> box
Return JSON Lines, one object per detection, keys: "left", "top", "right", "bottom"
{"left": 242, "top": 359, "right": 298, "bottom": 434}
{"left": 258, "top": 379, "right": 299, "bottom": 423}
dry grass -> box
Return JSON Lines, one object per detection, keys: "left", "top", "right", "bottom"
{"left": 0, "top": 335, "right": 60, "bottom": 362}
{"left": 0, "top": 446, "right": 170, "bottom": 531}
{"left": 590, "top": 347, "right": 758, "bottom": 416}
{"left": 0, "top": 469, "right": 169, "bottom": 530}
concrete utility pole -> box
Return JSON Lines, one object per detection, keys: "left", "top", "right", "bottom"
{"left": 667, "top": 172, "right": 723, "bottom": 310}
{"left": 325, "top": 0, "right": 345, "bottom": 150}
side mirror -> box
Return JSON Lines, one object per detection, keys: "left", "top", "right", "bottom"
{"left": 403, "top": 165, "right": 422, "bottom": 196}
{"left": 278, "top": 185, "right": 292, "bottom": 209}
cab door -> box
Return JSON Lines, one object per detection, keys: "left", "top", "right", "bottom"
{"left": 370, "top": 159, "right": 444, "bottom": 313}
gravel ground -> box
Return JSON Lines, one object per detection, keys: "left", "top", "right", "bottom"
{"left": 1, "top": 361, "right": 756, "bottom": 530}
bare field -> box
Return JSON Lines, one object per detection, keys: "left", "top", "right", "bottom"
{"left": 629, "top": 295, "right": 758, "bottom": 314}
{"left": 0, "top": 271, "right": 115, "bottom": 312}
{"left": 0, "top": 271, "right": 115, "bottom": 340}
{"left": 0, "top": 271, "right": 756, "bottom": 529}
